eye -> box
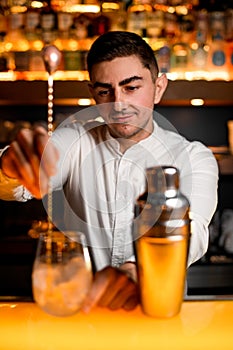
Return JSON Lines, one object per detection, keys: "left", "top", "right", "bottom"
{"left": 98, "top": 89, "right": 110, "bottom": 97}
{"left": 97, "top": 88, "right": 115, "bottom": 98}
{"left": 124, "top": 85, "right": 140, "bottom": 92}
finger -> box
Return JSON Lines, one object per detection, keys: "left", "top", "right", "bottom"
{"left": 107, "top": 280, "right": 138, "bottom": 310}
{"left": 7, "top": 152, "right": 42, "bottom": 199}
{"left": 16, "top": 128, "right": 41, "bottom": 182}
{"left": 123, "top": 294, "right": 139, "bottom": 311}
{"left": 35, "top": 128, "right": 59, "bottom": 177}
{"left": 10, "top": 140, "right": 35, "bottom": 184}
{"left": 12, "top": 139, "right": 51, "bottom": 198}
{"left": 98, "top": 272, "right": 129, "bottom": 308}
{"left": 81, "top": 269, "right": 112, "bottom": 313}
{"left": 2, "top": 142, "right": 49, "bottom": 199}
{"left": 12, "top": 150, "right": 49, "bottom": 198}
{"left": 17, "top": 127, "right": 59, "bottom": 179}
{"left": 1, "top": 146, "right": 23, "bottom": 180}
{"left": 33, "top": 126, "right": 50, "bottom": 155}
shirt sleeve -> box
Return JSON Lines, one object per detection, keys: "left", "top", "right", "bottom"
{"left": 180, "top": 142, "right": 219, "bottom": 266}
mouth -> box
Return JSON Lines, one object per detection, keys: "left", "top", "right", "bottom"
{"left": 111, "top": 113, "right": 136, "bottom": 124}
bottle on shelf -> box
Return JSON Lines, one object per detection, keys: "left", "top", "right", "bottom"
{"left": 163, "top": 12, "right": 178, "bottom": 43}
{"left": 210, "top": 10, "right": 225, "bottom": 42}
{"left": 73, "top": 13, "right": 94, "bottom": 40}
{"left": 4, "top": 12, "right": 30, "bottom": 71}
{"left": 40, "top": 1, "right": 57, "bottom": 45}
{"left": 190, "top": 10, "right": 209, "bottom": 73}
{"left": 209, "top": 32, "right": 227, "bottom": 68}
{"left": 208, "top": 32, "right": 228, "bottom": 81}
{"left": 92, "top": 8, "right": 111, "bottom": 36}
{"left": 156, "top": 44, "right": 171, "bottom": 73}
{"left": 170, "top": 42, "right": 190, "bottom": 76}
{"left": 0, "top": 13, "right": 9, "bottom": 71}
{"left": 144, "top": 1, "right": 164, "bottom": 38}
{"left": 225, "top": 8, "right": 233, "bottom": 79}
{"left": 169, "top": 11, "right": 196, "bottom": 75}
{"left": 25, "top": 4, "right": 44, "bottom": 71}
{"left": 126, "top": 0, "right": 153, "bottom": 37}
{"left": 100, "top": 0, "right": 127, "bottom": 32}
{"left": 0, "top": 32, "right": 9, "bottom": 72}
{"left": 72, "top": 13, "right": 96, "bottom": 70}
{"left": 207, "top": 10, "right": 228, "bottom": 76}
{"left": 54, "top": 11, "right": 78, "bottom": 71}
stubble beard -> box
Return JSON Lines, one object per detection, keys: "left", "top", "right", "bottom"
{"left": 107, "top": 118, "right": 153, "bottom": 141}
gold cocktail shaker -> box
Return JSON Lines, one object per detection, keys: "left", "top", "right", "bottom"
{"left": 134, "top": 166, "right": 191, "bottom": 318}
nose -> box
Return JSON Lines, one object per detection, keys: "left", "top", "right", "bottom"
{"left": 113, "top": 89, "right": 128, "bottom": 112}
{"left": 113, "top": 101, "right": 127, "bottom": 112}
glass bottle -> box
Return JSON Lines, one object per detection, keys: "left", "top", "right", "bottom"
{"left": 54, "top": 11, "right": 79, "bottom": 71}
{"left": 170, "top": 41, "right": 190, "bottom": 74}
{"left": 0, "top": 14, "right": 9, "bottom": 71}
{"left": 207, "top": 28, "right": 228, "bottom": 79}
{"left": 225, "top": 9, "right": 233, "bottom": 79}
{"left": 25, "top": 4, "right": 44, "bottom": 71}
{"left": 146, "top": 1, "right": 164, "bottom": 38}
{"left": 133, "top": 166, "right": 191, "bottom": 318}
{"left": 100, "top": 0, "right": 127, "bottom": 32}
{"left": 92, "top": 8, "right": 111, "bottom": 36}
{"left": 4, "top": 12, "right": 30, "bottom": 71}
{"left": 210, "top": 31, "right": 227, "bottom": 67}
{"left": 0, "top": 32, "right": 8, "bottom": 72}
{"left": 190, "top": 11, "right": 209, "bottom": 73}
{"left": 127, "top": 0, "right": 153, "bottom": 37}
{"left": 40, "top": 2, "right": 57, "bottom": 44}
{"left": 163, "top": 12, "right": 178, "bottom": 43}
{"left": 156, "top": 44, "right": 171, "bottom": 73}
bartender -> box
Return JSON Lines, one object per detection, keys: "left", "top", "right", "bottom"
{"left": 0, "top": 31, "right": 218, "bottom": 312}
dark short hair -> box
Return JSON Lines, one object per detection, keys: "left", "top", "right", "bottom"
{"left": 87, "top": 31, "right": 159, "bottom": 82}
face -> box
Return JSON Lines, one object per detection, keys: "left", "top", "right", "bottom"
{"left": 89, "top": 56, "right": 162, "bottom": 142}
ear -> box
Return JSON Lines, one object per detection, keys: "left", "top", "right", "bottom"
{"left": 154, "top": 74, "right": 168, "bottom": 105}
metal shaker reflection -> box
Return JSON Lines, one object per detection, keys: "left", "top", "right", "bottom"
{"left": 133, "top": 166, "right": 191, "bottom": 318}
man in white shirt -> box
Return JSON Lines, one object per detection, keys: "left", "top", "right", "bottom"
{"left": 0, "top": 31, "right": 218, "bottom": 312}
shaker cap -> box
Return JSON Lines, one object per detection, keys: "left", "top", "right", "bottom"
{"left": 146, "top": 166, "right": 179, "bottom": 193}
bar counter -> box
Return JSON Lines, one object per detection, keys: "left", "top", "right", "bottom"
{"left": 0, "top": 300, "right": 233, "bottom": 350}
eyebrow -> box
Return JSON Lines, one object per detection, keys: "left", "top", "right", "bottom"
{"left": 92, "top": 75, "right": 143, "bottom": 89}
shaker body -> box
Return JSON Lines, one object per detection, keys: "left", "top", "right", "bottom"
{"left": 134, "top": 166, "right": 191, "bottom": 318}
{"left": 135, "top": 226, "right": 189, "bottom": 318}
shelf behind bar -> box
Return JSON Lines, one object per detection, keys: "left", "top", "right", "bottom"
{"left": 0, "top": 80, "right": 233, "bottom": 107}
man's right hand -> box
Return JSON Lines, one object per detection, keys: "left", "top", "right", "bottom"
{"left": 1, "top": 126, "right": 59, "bottom": 199}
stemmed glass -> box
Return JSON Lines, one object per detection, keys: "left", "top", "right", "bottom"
{"left": 32, "top": 230, "right": 93, "bottom": 317}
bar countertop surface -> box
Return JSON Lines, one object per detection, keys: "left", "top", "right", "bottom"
{"left": 0, "top": 300, "right": 233, "bottom": 350}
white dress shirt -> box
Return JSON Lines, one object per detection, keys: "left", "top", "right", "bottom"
{"left": 0, "top": 118, "right": 218, "bottom": 271}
